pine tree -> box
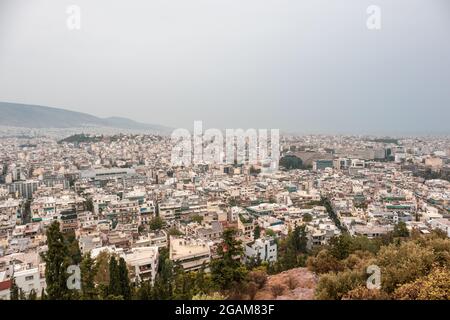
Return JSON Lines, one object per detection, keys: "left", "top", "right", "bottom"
{"left": 393, "top": 221, "right": 410, "bottom": 238}
{"left": 210, "top": 228, "right": 247, "bottom": 291}
{"left": 136, "top": 279, "right": 153, "bottom": 300}
{"left": 108, "top": 256, "right": 121, "bottom": 298}
{"left": 155, "top": 247, "right": 175, "bottom": 299}
{"left": 65, "top": 230, "right": 82, "bottom": 265}
{"left": 41, "top": 221, "right": 72, "bottom": 300}
{"left": 19, "top": 288, "right": 26, "bottom": 300}
{"left": 28, "top": 289, "right": 37, "bottom": 300}
{"left": 118, "top": 257, "right": 132, "bottom": 299}
{"left": 289, "top": 225, "right": 308, "bottom": 253}
{"left": 254, "top": 225, "right": 261, "bottom": 240}
{"left": 40, "top": 288, "right": 47, "bottom": 300}
{"left": 80, "top": 253, "right": 98, "bottom": 299}
{"left": 10, "top": 277, "right": 19, "bottom": 300}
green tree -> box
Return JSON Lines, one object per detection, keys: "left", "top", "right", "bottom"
{"left": 150, "top": 216, "right": 164, "bottom": 230}
{"left": 191, "top": 214, "right": 203, "bottom": 224}
{"left": 210, "top": 228, "right": 247, "bottom": 291}
{"left": 279, "top": 155, "right": 303, "bottom": 170}
{"left": 289, "top": 225, "right": 308, "bottom": 253}
{"left": 41, "top": 221, "right": 72, "bottom": 300}
{"left": 265, "top": 229, "right": 275, "bottom": 237}
{"left": 329, "top": 234, "right": 353, "bottom": 260}
{"left": 19, "top": 288, "right": 26, "bottom": 300}
{"left": 315, "top": 269, "right": 364, "bottom": 300}
{"left": 108, "top": 256, "right": 121, "bottom": 298}
{"left": 253, "top": 225, "right": 261, "bottom": 240}
{"left": 136, "top": 279, "right": 153, "bottom": 300}
{"left": 118, "top": 257, "right": 132, "bottom": 299}
{"left": 152, "top": 248, "right": 174, "bottom": 300}
{"left": 303, "top": 213, "right": 313, "bottom": 222}
{"left": 394, "top": 267, "right": 450, "bottom": 300}
{"left": 28, "top": 289, "right": 37, "bottom": 300}
{"left": 10, "top": 277, "right": 19, "bottom": 300}
{"left": 40, "top": 288, "right": 47, "bottom": 300}
{"left": 393, "top": 221, "right": 410, "bottom": 238}
{"left": 64, "top": 230, "right": 82, "bottom": 265}
{"left": 80, "top": 253, "right": 98, "bottom": 299}
{"left": 85, "top": 198, "right": 94, "bottom": 213}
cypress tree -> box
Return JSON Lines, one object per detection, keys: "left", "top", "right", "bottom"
{"left": 40, "top": 288, "right": 47, "bottom": 300}
{"left": 118, "top": 257, "right": 131, "bottom": 299}
{"left": 28, "top": 289, "right": 37, "bottom": 300}
{"left": 80, "top": 253, "right": 98, "bottom": 299}
{"left": 108, "top": 256, "right": 121, "bottom": 298}
{"left": 136, "top": 279, "right": 153, "bottom": 300}
{"left": 41, "top": 221, "right": 71, "bottom": 300}
{"left": 10, "top": 277, "right": 19, "bottom": 300}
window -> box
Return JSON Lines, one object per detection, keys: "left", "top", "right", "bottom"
{"left": 25, "top": 275, "right": 34, "bottom": 281}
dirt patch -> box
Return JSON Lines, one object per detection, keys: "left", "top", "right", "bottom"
{"left": 254, "top": 268, "right": 317, "bottom": 300}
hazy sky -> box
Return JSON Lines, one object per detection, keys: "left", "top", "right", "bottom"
{"left": 0, "top": 0, "right": 449, "bottom": 134}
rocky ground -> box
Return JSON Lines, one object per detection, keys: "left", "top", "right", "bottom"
{"left": 254, "top": 267, "right": 318, "bottom": 300}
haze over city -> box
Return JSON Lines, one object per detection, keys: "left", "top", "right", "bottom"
{"left": 1, "top": 0, "right": 449, "bottom": 135}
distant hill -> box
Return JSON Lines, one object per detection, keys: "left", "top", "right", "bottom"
{"left": 0, "top": 102, "right": 170, "bottom": 133}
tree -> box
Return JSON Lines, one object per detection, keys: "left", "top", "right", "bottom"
{"left": 191, "top": 214, "right": 203, "bottom": 224}
{"left": 279, "top": 155, "right": 303, "bottom": 170}
{"left": 136, "top": 279, "right": 153, "bottom": 300}
{"left": 80, "top": 253, "right": 98, "bottom": 299}
{"left": 150, "top": 216, "right": 164, "bottom": 230}
{"left": 10, "top": 277, "right": 19, "bottom": 300}
{"left": 265, "top": 229, "right": 275, "bottom": 237}
{"left": 40, "top": 288, "right": 47, "bottom": 300}
{"left": 302, "top": 213, "right": 313, "bottom": 223}
{"left": 19, "top": 288, "right": 26, "bottom": 300}
{"left": 315, "top": 270, "right": 364, "bottom": 300}
{"left": 118, "top": 257, "right": 132, "bottom": 299}
{"left": 210, "top": 228, "right": 247, "bottom": 291}
{"left": 253, "top": 225, "right": 261, "bottom": 240}
{"left": 64, "top": 230, "right": 82, "bottom": 265}
{"left": 152, "top": 248, "right": 174, "bottom": 300}
{"left": 41, "top": 221, "right": 72, "bottom": 300}
{"left": 85, "top": 198, "right": 94, "bottom": 213}
{"left": 393, "top": 221, "right": 409, "bottom": 238}
{"left": 329, "top": 234, "right": 353, "bottom": 260}
{"left": 376, "top": 241, "right": 435, "bottom": 293}
{"left": 306, "top": 249, "right": 344, "bottom": 274}
{"left": 289, "top": 225, "right": 308, "bottom": 253}
{"left": 94, "top": 251, "right": 110, "bottom": 298}
{"left": 275, "top": 225, "right": 308, "bottom": 271}
{"left": 168, "top": 228, "right": 183, "bottom": 236}
{"left": 108, "top": 256, "right": 121, "bottom": 298}
{"left": 394, "top": 267, "right": 450, "bottom": 300}
{"left": 28, "top": 289, "right": 37, "bottom": 300}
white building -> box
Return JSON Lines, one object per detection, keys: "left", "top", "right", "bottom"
{"left": 124, "top": 246, "right": 159, "bottom": 284}
{"left": 169, "top": 236, "right": 211, "bottom": 272}
{"left": 429, "top": 218, "right": 450, "bottom": 237}
{"left": 244, "top": 237, "right": 277, "bottom": 263}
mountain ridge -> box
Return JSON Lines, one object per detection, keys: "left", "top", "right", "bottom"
{"left": 0, "top": 102, "right": 170, "bottom": 133}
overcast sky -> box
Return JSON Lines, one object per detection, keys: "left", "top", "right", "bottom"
{"left": 0, "top": 0, "right": 449, "bottom": 135}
